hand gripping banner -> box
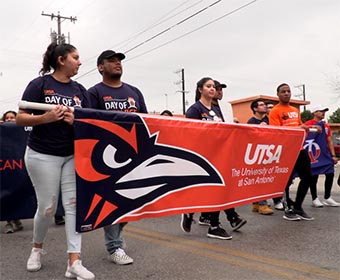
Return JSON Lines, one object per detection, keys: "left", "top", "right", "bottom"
{"left": 74, "top": 108, "right": 305, "bottom": 232}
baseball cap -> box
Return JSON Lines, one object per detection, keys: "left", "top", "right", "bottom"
{"left": 97, "top": 50, "right": 125, "bottom": 65}
{"left": 214, "top": 80, "right": 227, "bottom": 89}
{"left": 311, "top": 105, "right": 329, "bottom": 113}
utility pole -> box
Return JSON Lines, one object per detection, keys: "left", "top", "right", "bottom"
{"left": 295, "top": 84, "right": 306, "bottom": 111}
{"left": 175, "top": 68, "right": 187, "bottom": 114}
{"left": 42, "top": 11, "right": 77, "bottom": 44}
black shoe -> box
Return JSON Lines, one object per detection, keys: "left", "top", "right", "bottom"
{"left": 180, "top": 213, "right": 193, "bottom": 233}
{"left": 55, "top": 216, "right": 65, "bottom": 225}
{"left": 207, "top": 226, "right": 232, "bottom": 240}
{"left": 230, "top": 215, "right": 247, "bottom": 231}
{"left": 293, "top": 208, "right": 314, "bottom": 221}
{"left": 283, "top": 209, "right": 300, "bottom": 221}
{"left": 198, "top": 215, "right": 211, "bottom": 226}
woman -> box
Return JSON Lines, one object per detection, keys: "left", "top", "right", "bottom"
{"left": 16, "top": 43, "right": 94, "bottom": 280}
{"left": 180, "top": 77, "right": 231, "bottom": 240}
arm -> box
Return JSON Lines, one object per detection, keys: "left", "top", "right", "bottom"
{"left": 16, "top": 105, "right": 66, "bottom": 127}
{"left": 327, "top": 135, "right": 338, "bottom": 164}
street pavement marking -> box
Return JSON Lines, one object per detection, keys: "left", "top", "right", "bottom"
{"left": 126, "top": 225, "right": 340, "bottom": 280}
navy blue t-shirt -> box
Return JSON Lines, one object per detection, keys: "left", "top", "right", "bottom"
{"left": 86, "top": 82, "right": 148, "bottom": 113}
{"left": 247, "top": 115, "right": 269, "bottom": 125}
{"left": 21, "top": 75, "right": 88, "bottom": 156}
{"left": 185, "top": 101, "right": 222, "bottom": 122}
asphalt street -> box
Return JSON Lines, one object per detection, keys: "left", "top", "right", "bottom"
{"left": 1, "top": 167, "right": 339, "bottom": 280}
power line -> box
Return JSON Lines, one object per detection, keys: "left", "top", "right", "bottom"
{"left": 76, "top": 0, "right": 223, "bottom": 80}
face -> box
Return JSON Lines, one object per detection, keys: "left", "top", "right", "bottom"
{"left": 277, "top": 85, "right": 291, "bottom": 104}
{"left": 199, "top": 80, "right": 216, "bottom": 100}
{"left": 255, "top": 101, "right": 267, "bottom": 113}
{"left": 99, "top": 57, "right": 123, "bottom": 79}
{"left": 314, "top": 110, "right": 326, "bottom": 120}
{"left": 4, "top": 112, "right": 16, "bottom": 122}
{"left": 61, "top": 50, "right": 81, "bottom": 77}
{"left": 266, "top": 104, "right": 274, "bottom": 113}
{"left": 214, "top": 87, "right": 224, "bottom": 101}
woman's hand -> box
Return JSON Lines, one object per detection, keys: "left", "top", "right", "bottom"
{"left": 63, "top": 107, "right": 74, "bottom": 125}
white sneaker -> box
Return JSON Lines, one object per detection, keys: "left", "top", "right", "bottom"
{"left": 323, "top": 197, "right": 340, "bottom": 207}
{"left": 312, "top": 198, "right": 323, "bottom": 208}
{"left": 65, "top": 259, "right": 95, "bottom": 280}
{"left": 27, "top": 248, "right": 46, "bottom": 272}
{"left": 108, "top": 248, "right": 133, "bottom": 265}
{"left": 274, "top": 202, "right": 284, "bottom": 210}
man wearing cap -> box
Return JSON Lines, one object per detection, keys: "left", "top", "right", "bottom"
{"left": 305, "top": 105, "right": 339, "bottom": 207}
{"left": 86, "top": 50, "right": 148, "bottom": 265}
{"left": 269, "top": 83, "right": 314, "bottom": 221}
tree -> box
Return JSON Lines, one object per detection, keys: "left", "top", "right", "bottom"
{"left": 301, "top": 110, "right": 312, "bottom": 123}
{"left": 328, "top": 108, "right": 340, "bottom": 123}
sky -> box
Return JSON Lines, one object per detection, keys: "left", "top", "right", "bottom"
{"left": 1, "top": 0, "right": 340, "bottom": 118}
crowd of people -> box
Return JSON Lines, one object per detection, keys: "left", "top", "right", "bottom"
{"left": 1, "top": 42, "right": 339, "bottom": 279}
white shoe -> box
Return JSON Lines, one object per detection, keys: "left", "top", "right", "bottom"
{"left": 312, "top": 198, "right": 323, "bottom": 208}
{"left": 27, "top": 248, "right": 46, "bottom": 272}
{"left": 65, "top": 259, "right": 95, "bottom": 280}
{"left": 108, "top": 248, "right": 133, "bottom": 265}
{"left": 323, "top": 197, "right": 340, "bottom": 207}
{"left": 274, "top": 202, "right": 284, "bottom": 210}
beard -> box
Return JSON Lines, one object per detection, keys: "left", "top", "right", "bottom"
{"left": 110, "top": 72, "right": 122, "bottom": 80}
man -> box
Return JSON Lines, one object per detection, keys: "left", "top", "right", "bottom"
{"left": 305, "top": 105, "right": 340, "bottom": 207}
{"left": 191, "top": 80, "right": 247, "bottom": 231}
{"left": 269, "top": 83, "right": 313, "bottom": 221}
{"left": 247, "top": 99, "right": 274, "bottom": 215}
{"left": 86, "top": 50, "right": 148, "bottom": 265}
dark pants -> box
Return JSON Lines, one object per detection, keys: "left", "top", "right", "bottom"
{"left": 310, "top": 173, "right": 334, "bottom": 200}
{"left": 201, "top": 208, "right": 238, "bottom": 226}
{"left": 285, "top": 149, "right": 311, "bottom": 210}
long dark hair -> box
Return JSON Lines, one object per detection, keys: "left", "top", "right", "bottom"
{"left": 40, "top": 42, "right": 77, "bottom": 75}
{"left": 195, "top": 77, "right": 213, "bottom": 101}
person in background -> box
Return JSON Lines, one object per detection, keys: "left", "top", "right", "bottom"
{"left": 16, "top": 43, "right": 94, "bottom": 280}
{"left": 269, "top": 83, "right": 313, "bottom": 221}
{"left": 265, "top": 100, "right": 274, "bottom": 114}
{"left": 305, "top": 105, "right": 340, "bottom": 207}
{"left": 247, "top": 99, "right": 274, "bottom": 215}
{"left": 86, "top": 50, "right": 147, "bottom": 265}
{"left": 2, "top": 110, "right": 24, "bottom": 234}
{"left": 160, "top": 110, "right": 173, "bottom": 117}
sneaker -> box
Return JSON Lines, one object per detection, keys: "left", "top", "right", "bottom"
{"left": 230, "top": 215, "right": 247, "bottom": 231}
{"left": 258, "top": 205, "right": 274, "bottom": 215}
{"left": 13, "top": 220, "right": 24, "bottom": 231}
{"left": 65, "top": 259, "right": 95, "bottom": 280}
{"left": 312, "top": 197, "right": 323, "bottom": 208}
{"left": 252, "top": 203, "right": 259, "bottom": 212}
{"left": 323, "top": 197, "right": 340, "bottom": 207}
{"left": 283, "top": 209, "right": 300, "bottom": 221}
{"left": 4, "top": 222, "right": 14, "bottom": 234}
{"left": 274, "top": 202, "right": 284, "bottom": 210}
{"left": 207, "top": 226, "right": 232, "bottom": 240}
{"left": 294, "top": 208, "right": 314, "bottom": 221}
{"left": 27, "top": 248, "right": 46, "bottom": 272}
{"left": 108, "top": 248, "right": 133, "bottom": 265}
{"left": 198, "top": 215, "right": 211, "bottom": 226}
{"left": 180, "top": 213, "right": 194, "bottom": 233}
{"left": 55, "top": 216, "right": 65, "bottom": 225}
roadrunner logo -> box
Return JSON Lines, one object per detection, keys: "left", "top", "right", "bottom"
{"left": 75, "top": 112, "right": 224, "bottom": 230}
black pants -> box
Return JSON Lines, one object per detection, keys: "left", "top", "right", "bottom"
{"left": 285, "top": 149, "right": 311, "bottom": 210}
{"left": 310, "top": 173, "right": 334, "bottom": 200}
{"left": 201, "top": 208, "right": 238, "bottom": 226}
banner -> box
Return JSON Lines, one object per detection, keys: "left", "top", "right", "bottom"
{"left": 74, "top": 108, "right": 305, "bottom": 232}
{"left": 0, "top": 123, "right": 36, "bottom": 220}
{"left": 303, "top": 122, "right": 334, "bottom": 175}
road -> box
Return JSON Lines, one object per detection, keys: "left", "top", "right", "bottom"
{"left": 1, "top": 167, "right": 339, "bottom": 280}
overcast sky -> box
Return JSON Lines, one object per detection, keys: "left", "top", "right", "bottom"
{"left": 1, "top": 0, "right": 339, "bottom": 117}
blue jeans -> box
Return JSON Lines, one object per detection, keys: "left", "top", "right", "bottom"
{"left": 104, "top": 222, "right": 127, "bottom": 254}
{"left": 25, "top": 147, "right": 81, "bottom": 253}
